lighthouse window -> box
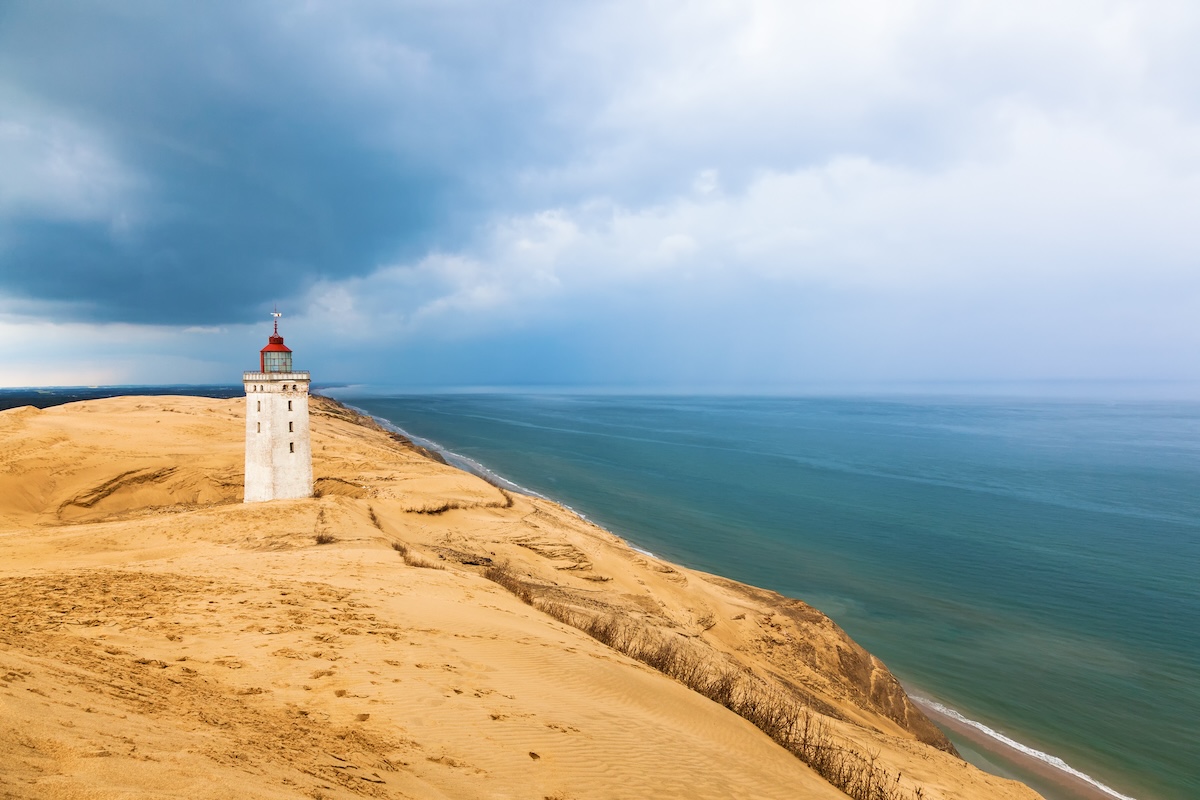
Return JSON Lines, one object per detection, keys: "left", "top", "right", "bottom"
{"left": 289, "top": 442, "right": 294, "bottom": 453}
{"left": 257, "top": 401, "right": 261, "bottom": 412}
{"left": 257, "top": 422, "right": 261, "bottom": 433}
{"left": 288, "top": 400, "right": 293, "bottom": 411}
{"left": 263, "top": 350, "right": 292, "bottom": 373}
{"left": 289, "top": 421, "right": 294, "bottom": 432}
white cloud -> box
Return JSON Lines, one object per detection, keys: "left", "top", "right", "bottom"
{"left": 509, "top": 0, "right": 1200, "bottom": 201}
{"left": 295, "top": 70, "right": 1200, "bottom": 383}
{"left": 315, "top": 99, "right": 1200, "bottom": 299}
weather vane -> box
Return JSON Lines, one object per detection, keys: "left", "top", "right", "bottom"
{"left": 272, "top": 306, "right": 282, "bottom": 335}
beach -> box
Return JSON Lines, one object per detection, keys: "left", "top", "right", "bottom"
{"left": 0, "top": 394, "right": 1042, "bottom": 799}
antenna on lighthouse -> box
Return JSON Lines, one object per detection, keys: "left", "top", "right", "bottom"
{"left": 271, "top": 307, "right": 282, "bottom": 335}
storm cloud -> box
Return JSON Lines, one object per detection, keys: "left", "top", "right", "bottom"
{"left": 2, "top": 1, "right": 1199, "bottom": 388}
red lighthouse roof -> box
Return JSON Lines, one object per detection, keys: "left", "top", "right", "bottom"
{"left": 260, "top": 334, "right": 292, "bottom": 354}
{"left": 259, "top": 311, "right": 295, "bottom": 372}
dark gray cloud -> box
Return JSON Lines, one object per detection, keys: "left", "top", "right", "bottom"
{"left": 0, "top": 1, "right": 600, "bottom": 323}
{"left": 0, "top": 0, "right": 1033, "bottom": 327}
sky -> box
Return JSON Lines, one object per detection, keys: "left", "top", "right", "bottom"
{"left": 2, "top": 0, "right": 1199, "bottom": 391}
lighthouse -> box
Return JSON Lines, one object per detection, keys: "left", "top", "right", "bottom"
{"left": 243, "top": 310, "right": 313, "bottom": 502}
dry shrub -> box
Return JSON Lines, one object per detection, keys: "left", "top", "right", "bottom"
{"left": 314, "top": 532, "right": 336, "bottom": 545}
{"left": 475, "top": 473, "right": 517, "bottom": 508}
{"left": 412, "top": 500, "right": 467, "bottom": 515}
{"left": 414, "top": 488, "right": 513, "bottom": 515}
{"left": 392, "top": 541, "right": 443, "bottom": 569}
{"left": 482, "top": 564, "right": 536, "bottom": 603}
{"left": 406, "top": 552, "right": 444, "bottom": 569}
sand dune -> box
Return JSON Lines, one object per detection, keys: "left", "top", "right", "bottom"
{"left": 0, "top": 396, "right": 1043, "bottom": 800}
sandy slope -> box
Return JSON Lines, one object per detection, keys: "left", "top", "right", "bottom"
{"left": 0, "top": 396, "right": 1043, "bottom": 800}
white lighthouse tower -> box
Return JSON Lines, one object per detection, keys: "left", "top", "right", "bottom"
{"left": 243, "top": 311, "right": 313, "bottom": 502}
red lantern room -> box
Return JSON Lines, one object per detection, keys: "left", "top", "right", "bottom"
{"left": 260, "top": 311, "right": 293, "bottom": 372}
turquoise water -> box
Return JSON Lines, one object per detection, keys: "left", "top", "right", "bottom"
{"left": 339, "top": 393, "right": 1200, "bottom": 800}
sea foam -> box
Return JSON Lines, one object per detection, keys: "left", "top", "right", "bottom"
{"left": 913, "top": 697, "right": 1138, "bottom": 800}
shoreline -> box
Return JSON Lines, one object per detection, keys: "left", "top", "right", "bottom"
{"left": 348, "top": 400, "right": 1143, "bottom": 800}
{"left": 349, "top": 403, "right": 664, "bottom": 554}
{"left": 912, "top": 698, "right": 1137, "bottom": 800}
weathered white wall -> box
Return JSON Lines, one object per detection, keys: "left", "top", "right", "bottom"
{"left": 243, "top": 372, "right": 313, "bottom": 502}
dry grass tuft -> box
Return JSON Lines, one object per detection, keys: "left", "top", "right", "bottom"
{"left": 411, "top": 486, "right": 513, "bottom": 515}
{"left": 314, "top": 532, "right": 336, "bottom": 545}
{"left": 479, "top": 477, "right": 515, "bottom": 508}
{"left": 368, "top": 505, "right": 384, "bottom": 531}
{"left": 482, "top": 564, "right": 536, "bottom": 604}
{"left": 411, "top": 500, "right": 468, "bottom": 515}
{"left": 391, "top": 540, "right": 444, "bottom": 569}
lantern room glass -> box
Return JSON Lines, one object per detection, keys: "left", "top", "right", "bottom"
{"left": 263, "top": 350, "right": 292, "bottom": 372}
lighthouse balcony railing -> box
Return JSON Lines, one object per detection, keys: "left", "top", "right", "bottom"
{"left": 242, "top": 371, "right": 311, "bottom": 382}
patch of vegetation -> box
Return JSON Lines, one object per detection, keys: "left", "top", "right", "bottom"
{"left": 411, "top": 500, "right": 468, "bottom": 515}
{"left": 391, "top": 541, "right": 443, "bottom": 569}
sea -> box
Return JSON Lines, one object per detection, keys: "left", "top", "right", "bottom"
{"left": 330, "top": 391, "right": 1198, "bottom": 800}
{"left": 4, "top": 386, "right": 1196, "bottom": 800}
